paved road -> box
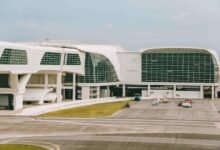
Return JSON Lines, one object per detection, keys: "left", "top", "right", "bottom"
{"left": 1, "top": 99, "right": 220, "bottom": 150}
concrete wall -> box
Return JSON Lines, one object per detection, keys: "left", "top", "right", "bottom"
{"left": 100, "top": 89, "right": 110, "bottom": 98}
{"left": 175, "top": 91, "right": 200, "bottom": 99}
{"left": 149, "top": 89, "right": 201, "bottom": 99}
{"left": 82, "top": 87, "right": 90, "bottom": 100}
{"left": 142, "top": 90, "right": 148, "bottom": 97}
{"left": 150, "top": 90, "right": 174, "bottom": 98}
{"left": 118, "top": 52, "right": 141, "bottom": 84}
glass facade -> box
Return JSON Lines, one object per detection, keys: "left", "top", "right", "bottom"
{"left": 0, "top": 49, "right": 27, "bottom": 65}
{"left": 66, "top": 53, "right": 81, "bottom": 65}
{"left": 78, "top": 53, "right": 118, "bottom": 83}
{"left": 142, "top": 52, "right": 216, "bottom": 83}
{"left": 41, "top": 52, "right": 61, "bottom": 65}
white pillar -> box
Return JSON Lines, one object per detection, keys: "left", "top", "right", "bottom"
{"left": 13, "top": 93, "right": 23, "bottom": 110}
{"left": 97, "top": 86, "right": 100, "bottom": 98}
{"left": 106, "top": 86, "right": 110, "bottom": 97}
{"left": 215, "top": 87, "right": 218, "bottom": 98}
{"left": 122, "top": 84, "right": 126, "bottom": 97}
{"left": 200, "top": 85, "right": 203, "bottom": 99}
{"left": 44, "top": 74, "right": 48, "bottom": 89}
{"left": 148, "top": 85, "right": 151, "bottom": 97}
{"left": 72, "top": 73, "right": 76, "bottom": 101}
{"left": 82, "top": 86, "right": 90, "bottom": 100}
{"left": 173, "top": 85, "right": 176, "bottom": 98}
{"left": 56, "top": 72, "right": 62, "bottom": 103}
{"left": 11, "top": 74, "right": 31, "bottom": 110}
{"left": 212, "top": 86, "right": 215, "bottom": 99}
{"left": 10, "top": 74, "right": 19, "bottom": 89}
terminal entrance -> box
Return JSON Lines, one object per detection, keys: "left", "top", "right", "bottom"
{"left": 126, "top": 88, "right": 142, "bottom": 97}
{"left": 62, "top": 89, "right": 73, "bottom": 100}
{"left": 203, "top": 86, "right": 212, "bottom": 99}
{"left": 218, "top": 91, "right": 220, "bottom": 98}
{"left": 109, "top": 86, "right": 122, "bottom": 97}
{"left": 126, "top": 85, "right": 147, "bottom": 97}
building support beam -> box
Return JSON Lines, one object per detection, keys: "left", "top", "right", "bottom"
{"left": 200, "top": 86, "right": 203, "bottom": 99}
{"left": 173, "top": 85, "right": 176, "bottom": 98}
{"left": 212, "top": 86, "right": 215, "bottom": 99}
{"left": 56, "top": 72, "right": 62, "bottom": 103}
{"left": 215, "top": 87, "right": 218, "bottom": 98}
{"left": 72, "top": 73, "right": 76, "bottom": 101}
{"left": 97, "top": 86, "right": 100, "bottom": 98}
{"left": 13, "top": 93, "right": 23, "bottom": 110}
{"left": 10, "top": 74, "right": 19, "bottom": 89}
{"left": 122, "top": 84, "right": 126, "bottom": 97}
{"left": 11, "top": 74, "right": 31, "bottom": 110}
{"left": 148, "top": 85, "right": 151, "bottom": 97}
{"left": 44, "top": 74, "right": 48, "bottom": 89}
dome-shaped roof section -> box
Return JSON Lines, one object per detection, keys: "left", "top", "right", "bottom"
{"left": 74, "top": 44, "right": 125, "bottom": 81}
{"left": 73, "top": 44, "right": 126, "bottom": 52}
{"left": 28, "top": 41, "right": 125, "bottom": 81}
{"left": 140, "top": 47, "right": 220, "bottom": 75}
{"left": 140, "top": 47, "right": 214, "bottom": 53}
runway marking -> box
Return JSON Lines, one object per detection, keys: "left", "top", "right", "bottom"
{"left": 49, "top": 135, "right": 220, "bottom": 147}
{"left": 36, "top": 119, "right": 215, "bottom": 127}
{"left": 14, "top": 140, "right": 60, "bottom": 150}
{"left": 35, "top": 119, "right": 154, "bottom": 131}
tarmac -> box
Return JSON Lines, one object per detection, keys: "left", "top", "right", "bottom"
{"left": 0, "top": 99, "right": 220, "bottom": 150}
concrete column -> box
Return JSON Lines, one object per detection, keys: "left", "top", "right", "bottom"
{"left": 11, "top": 74, "right": 23, "bottom": 110}
{"left": 97, "top": 86, "right": 100, "bottom": 98}
{"left": 106, "top": 86, "right": 110, "bottom": 97}
{"left": 148, "top": 85, "right": 151, "bottom": 97}
{"left": 72, "top": 73, "right": 76, "bottom": 101}
{"left": 13, "top": 93, "right": 23, "bottom": 110}
{"left": 44, "top": 74, "right": 48, "bottom": 89}
{"left": 11, "top": 74, "right": 31, "bottom": 110}
{"left": 122, "top": 84, "right": 126, "bottom": 97}
{"left": 56, "top": 72, "right": 62, "bottom": 103}
{"left": 10, "top": 74, "right": 19, "bottom": 89}
{"left": 82, "top": 86, "right": 90, "bottom": 100}
{"left": 212, "top": 86, "right": 215, "bottom": 99}
{"left": 200, "top": 85, "right": 203, "bottom": 99}
{"left": 215, "top": 87, "right": 218, "bottom": 98}
{"left": 173, "top": 85, "right": 176, "bottom": 98}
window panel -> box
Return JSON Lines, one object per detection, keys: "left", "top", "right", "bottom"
{"left": 0, "top": 49, "right": 27, "bottom": 65}
{"left": 77, "top": 53, "right": 118, "bottom": 83}
{"left": 66, "top": 53, "right": 81, "bottom": 65}
{"left": 40, "top": 52, "right": 61, "bottom": 65}
{"left": 142, "top": 52, "right": 215, "bottom": 83}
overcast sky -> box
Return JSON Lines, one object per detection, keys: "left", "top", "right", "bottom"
{"left": 0, "top": 0, "right": 220, "bottom": 55}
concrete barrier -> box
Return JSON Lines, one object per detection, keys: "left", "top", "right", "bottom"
{"left": 17, "top": 97, "right": 131, "bottom": 116}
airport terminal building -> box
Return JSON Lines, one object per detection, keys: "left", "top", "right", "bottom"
{"left": 0, "top": 41, "right": 219, "bottom": 110}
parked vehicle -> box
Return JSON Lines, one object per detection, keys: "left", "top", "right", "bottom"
{"left": 133, "top": 94, "right": 141, "bottom": 101}
{"left": 152, "top": 98, "right": 160, "bottom": 106}
{"left": 177, "top": 101, "right": 182, "bottom": 107}
{"left": 184, "top": 99, "right": 192, "bottom": 104}
{"left": 182, "top": 101, "right": 192, "bottom": 108}
{"left": 160, "top": 98, "right": 169, "bottom": 103}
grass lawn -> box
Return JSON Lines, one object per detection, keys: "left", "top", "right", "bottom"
{"left": 39, "top": 100, "right": 133, "bottom": 118}
{"left": 0, "top": 144, "right": 47, "bottom": 150}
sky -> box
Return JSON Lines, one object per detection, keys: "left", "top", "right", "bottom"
{"left": 0, "top": 0, "right": 220, "bottom": 54}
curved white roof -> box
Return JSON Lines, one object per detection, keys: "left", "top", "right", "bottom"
{"left": 32, "top": 42, "right": 125, "bottom": 81}
{"left": 73, "top": 44, "right": 125, "bottom": 81}
{"left": 0, "top": 41, "right": 83, "bottom": 74}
